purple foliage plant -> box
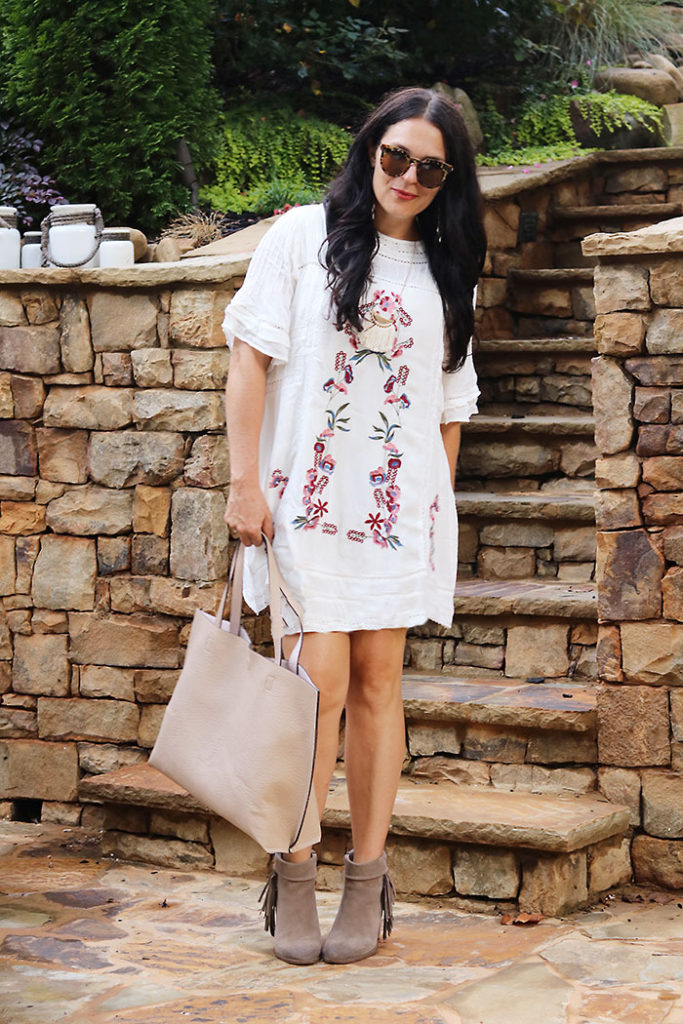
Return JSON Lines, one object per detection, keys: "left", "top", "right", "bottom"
{"left": 0, "top": 119, "right": 66, "bottom": 227}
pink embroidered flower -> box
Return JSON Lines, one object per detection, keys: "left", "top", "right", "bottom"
{"left": 320, "top": 456, "right": 336, "bottom": 473}
{"left": 383, "top": 375, "right": 397, "bottom": 393}
{"left": 323, "top": 378, "right": 335, "bottom": 392}
{"left": 320, "top": 428, "right": 334, "bottom": 438}
{"left": 312, "top": 499, "right": 328, "bottom": 517}
{"left": 398, "top": 393, "right": 410, "bottom": 409}
{"left": 314, "top": 441, "right": 325, "bottom": 453}
{"left": 388, "top": 457, "right": 402, "bottom": 470}
{"left": 383, "top": 442, "right": 398, "bottom": 453}
{"left": 369, "top": 468, "right": 385, "bottom": 486}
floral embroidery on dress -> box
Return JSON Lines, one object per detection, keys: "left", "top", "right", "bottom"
{"left": 428, "top": 495, "right": 439, "bottom": 571}
{"left": 344, "top": 289, "right": 414, "bottom": 367}
{"left": 269, "top": 469, "right": 289, "bottom": 499}
{"left": 296, "top": 289, "right": 413, "bottom": 547}
{"left": 292, "top": 352, "right": 350, "bottom": 532}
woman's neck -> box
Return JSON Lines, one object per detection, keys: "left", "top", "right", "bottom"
{"left": 373, "top": 208, "right": 420, "bottom": 241}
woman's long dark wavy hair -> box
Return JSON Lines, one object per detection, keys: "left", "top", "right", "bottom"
{"left": 324, "top": 87, "right": 487, "bottom": 372}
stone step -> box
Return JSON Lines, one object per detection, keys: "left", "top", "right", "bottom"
{"left": 506, "top": 268, "right": 596, "bottom": 321}
{"left": 550, "top": 202, "right": 682, "bottom": 223}
{"left": 401, "top": 676, "right": 596, "bottom": 732}
{"left": 477, "top": 336, "right": 595, "bottom": 354}
{"left": 456, "top": 489, "right": 595, "bottom": 521}
{"left": 325, "top": 774, "right": 628, "bottom": 855}
{"left": 464, "top": 413, "right": 594, "bottom": 436}
{"left": 80, "top": 763, "right": 632, "bottom": 913}
{"left": 452, "top": 578, "right": 596, "bottom": 619}
{"left": 508, "top": 267, "right": 596, "bottom": 285}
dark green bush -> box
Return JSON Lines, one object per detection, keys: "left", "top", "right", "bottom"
{"left": 1, "top": 0, "right": 220, "bottom": 233}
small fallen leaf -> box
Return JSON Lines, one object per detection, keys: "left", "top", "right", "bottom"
{"left": 160, "top": 897, "right": 168, "bottom": 908}
{"left": 501, "top": 912, "right": 543, "bottom": 926}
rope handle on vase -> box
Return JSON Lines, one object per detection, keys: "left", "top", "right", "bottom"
{"left": 39, "top": 207, "right": 104, "bottom": 268}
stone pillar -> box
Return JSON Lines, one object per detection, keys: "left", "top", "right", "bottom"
{"left": 585, "top": 217, "right": 683, "bottom": 890}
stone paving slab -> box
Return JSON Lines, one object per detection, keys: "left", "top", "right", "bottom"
{"left": 401, "top": 677, "right": 596, "bottom": 731}
{"left": 325, "top": 776, "right": 629, "bottom": 853}
{"left": 0, "top": 822, "right": 681, "bottom": 1024}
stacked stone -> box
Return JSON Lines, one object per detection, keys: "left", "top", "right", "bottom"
{"left": 0, "top": 263, "right": 263, "bottom": 825}
{"left": 584, "top": 217, "right": 683, "bottom": 891}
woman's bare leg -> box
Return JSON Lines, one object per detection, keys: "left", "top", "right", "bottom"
{"left": 282, "top": 630, "right": 350, "bottom": 863}
{"left": 344, "top": 628, "right": 407, "bottom": 863}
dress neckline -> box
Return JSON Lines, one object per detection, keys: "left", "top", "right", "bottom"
{"left": 376, "top": 230, "right": 427, "bottom": 262}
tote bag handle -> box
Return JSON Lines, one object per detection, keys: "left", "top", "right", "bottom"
{"left": 215, "top": 534, "right": 304, "bottom": 669}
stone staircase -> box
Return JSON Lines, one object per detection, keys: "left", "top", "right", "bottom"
{"left": 79, "top": 174, "right": 678, "bottom": 916}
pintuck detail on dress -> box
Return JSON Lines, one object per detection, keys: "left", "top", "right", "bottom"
{"left": 222, "top": 203, "right": 479, "bottom": 634}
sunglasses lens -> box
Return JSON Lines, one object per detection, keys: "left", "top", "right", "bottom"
{"left": 380, "top": 147, "right": 410, "bottom": 178}
{"left": 417, "top": 163, "right": 445, "bottom": 188}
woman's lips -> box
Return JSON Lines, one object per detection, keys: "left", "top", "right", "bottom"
{"left": 391, "top": 187, "right": 417, "bottom": 200}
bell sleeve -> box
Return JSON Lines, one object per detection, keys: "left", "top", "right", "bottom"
{"left": 441, "top": 287, "right": 480, "bottom": 424}
{"left": 222, "top": 209, "right": 302, "bottom": 365}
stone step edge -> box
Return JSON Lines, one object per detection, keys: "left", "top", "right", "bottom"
{"left": 464, "top": 414, "right": 594, "bottom": 436}
{"left": 477, "top": 336, "right": 596, "bottom": 353}
{"left": 507, "top": 267, "right": 595, "bottom": 283}
{"left": 326, "top": 775, "right": 630, "bottom": 854}
{"left": 401, "top": 676, "right": 596, "bottom": 733}
{"left": 456, "top": 490, "right": 595, "bottom": 521}
{"left": 79, "top": 764, "right": 630, "bottom": 855}
{"left": 551, "top": 202, "right": 682, "bottom": 221}
{"left": 453, "top": 578, "right": 597, "bottom": 619}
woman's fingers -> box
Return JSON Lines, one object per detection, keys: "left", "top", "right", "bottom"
{"left": 224, "top": 489, "right": 273, "bottom": 546}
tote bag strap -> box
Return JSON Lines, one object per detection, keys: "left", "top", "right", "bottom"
{"left": 215, "top": 536, "right": 305, "bottom": 668}
{"left": 215, "top": 541, "right": 245, "bottom": 635}
{"left": 262, "top": 534, "right": 304, "bottom": 669}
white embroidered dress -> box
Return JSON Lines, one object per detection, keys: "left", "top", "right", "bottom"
{"left": 222, "top": 204, "right": 479, "bottom": 633}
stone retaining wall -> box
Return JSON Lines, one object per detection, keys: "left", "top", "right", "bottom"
{"left": 0, "top": 259, "right": 266, "bottom": 823}
{"left": 584, "top": 217, "right": 683, "bottom": 890}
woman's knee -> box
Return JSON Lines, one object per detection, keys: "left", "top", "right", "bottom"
{"left": 347, "top": 629, "right": 405, "bottom": 711}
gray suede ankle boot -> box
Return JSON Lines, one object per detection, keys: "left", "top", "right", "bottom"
{"left": 259, "top": 853, "right": 322, "bottom": 965}
{"left": 322, "top": 850, "right": 395, "bottom": 964}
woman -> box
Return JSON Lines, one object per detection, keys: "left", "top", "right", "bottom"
{"left": 222, "top": 86, "right": 486, "bottom": 965}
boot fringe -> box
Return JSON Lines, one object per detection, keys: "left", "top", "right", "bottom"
{"left": 259, "top": 870, "right": 277, "bottom": 936}
{"left": 380, "top": 871, "right": 396, "bottom": 940}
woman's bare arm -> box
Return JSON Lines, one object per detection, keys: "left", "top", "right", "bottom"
{"left": 440, "top": 421, "right": 461, "bottom": 488}
{"left": 224, "top": 339, "right": 274, "bottom": 545}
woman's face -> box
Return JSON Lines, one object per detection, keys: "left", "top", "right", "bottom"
{"left": 369, "top": 117, "right": 447, "bottom": 240}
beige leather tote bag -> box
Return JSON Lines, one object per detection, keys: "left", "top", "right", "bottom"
{"left": 149, "top": 536, "right": 320, "bottom": 854}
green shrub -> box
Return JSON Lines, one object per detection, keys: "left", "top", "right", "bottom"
{"left": 478, "top": 142, "right": 593, "bottom": 167}
{"left": 573, "top": 89, "right": 664, "bottom": 137}
{"left": 201, "top": 100, "right": 351, "bottom": 213}
{"left": 1, "top": 0, "right": 220, "bottom": 233}
{"left": 542, "top": 0, "right": 682, "bottom": 79}
{"left": 483, "top": 87, "right": 664, "bottom": 159}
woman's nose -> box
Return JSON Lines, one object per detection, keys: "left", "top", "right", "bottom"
{"left": 402, "top": 162, "right": 419, "bottom": 185}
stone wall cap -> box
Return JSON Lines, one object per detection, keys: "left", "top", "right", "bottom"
{"left": 583, "top": 215, "right": 683, "bottom": 257}
{"left": 0, "top": 254, "right": 250, "bottom": 289}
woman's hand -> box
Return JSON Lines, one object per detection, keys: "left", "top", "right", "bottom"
{"left": 224, "top": 479, "right": 273, "bottom": 547}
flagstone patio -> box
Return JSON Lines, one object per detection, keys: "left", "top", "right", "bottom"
{"left": 0, "top": 821, "right": 681, "bottom": 1024}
